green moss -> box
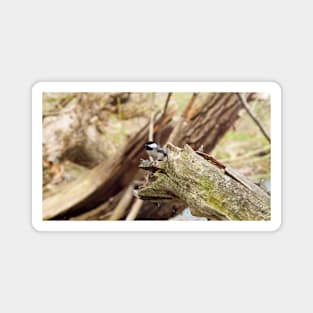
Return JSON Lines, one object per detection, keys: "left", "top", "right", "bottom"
{"left": 198, "top": 176, "right": 225, "bottom": 212}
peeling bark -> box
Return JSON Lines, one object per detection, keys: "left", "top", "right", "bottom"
{"left": 138, "top": 93, "right": 255, "bottom": 220}
{"left": 138, "top": 144, "right": 270, "bottom": 221}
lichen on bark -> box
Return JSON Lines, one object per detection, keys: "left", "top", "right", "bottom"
{"left": 138, "top": 144, "right": 270, "bottom": 221}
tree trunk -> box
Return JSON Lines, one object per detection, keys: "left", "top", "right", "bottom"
{"left": 174, "top": 92, "right": 254, "bottom": 152}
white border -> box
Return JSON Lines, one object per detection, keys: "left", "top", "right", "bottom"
{"left": 32, "top": 82, "right": 282, "bottom": 231}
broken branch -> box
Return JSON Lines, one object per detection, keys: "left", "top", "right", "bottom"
{"left": 138, "top": 144, "right": 270, "bottom": 221}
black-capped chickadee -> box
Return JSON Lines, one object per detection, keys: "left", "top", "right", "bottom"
{"left": 144, "top": 141, "right": 167, "bottom": 161}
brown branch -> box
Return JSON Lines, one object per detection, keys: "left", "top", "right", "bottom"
{"left": 70, "top": 190, "right": 124, "bottom": 220}
{"left": 182, "top": 92, "right": 199, "bottom": 121}
{"left": 237, "top": 93, "right": 271, "bottom": 143}
{"left": 167, "top": 92, "right": 199, "bottom": 144}
{"left": 172, "top": 92, "right": 247, "bottom": 152}
{"left": 126, "top": 198, "right": 143, "bottom": 220}
{"left": 162, "top": 92, "right": 172, "bottom": 118}
{"left": 109, "top": 186, "right": 134, "bottom": 220}
{"left": 43, "top": 111, "right": 175, "bottom": 220}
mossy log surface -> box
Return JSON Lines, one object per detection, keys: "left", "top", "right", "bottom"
{"left": 138, "top": 144, "right": 270, "bottom": 221}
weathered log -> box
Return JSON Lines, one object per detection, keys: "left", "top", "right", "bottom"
{"left": 137, "top": 144, "right": 270, "bottom": 221}
{"left": 43, "top": 92, "right": 259, "bottom": 220}
{"left": 137, "top": 92, "right": 255, "bottom": 220}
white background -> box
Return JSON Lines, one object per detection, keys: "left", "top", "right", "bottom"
{"left": 0, "top": 1, "right": 311, "bottom": 312}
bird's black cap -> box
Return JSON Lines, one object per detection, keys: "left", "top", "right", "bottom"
{"left": 144, "top": 141, "right": 155, "bottom": 147}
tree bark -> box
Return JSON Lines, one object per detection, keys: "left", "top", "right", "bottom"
{"left": 42, "top": 92, "right": 258, "bottom": 220}
{"left": 138, "top": 92, "right": 255, "bottom": 220}
{"left": 174, "top": 92, "right": 255, "bottom": 152}
{"left": 137, "top": 144, "right": 270, "bottom": 221}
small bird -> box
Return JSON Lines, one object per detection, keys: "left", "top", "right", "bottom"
{"left": 144, "top": 141, "right": 167, "bottom": 161}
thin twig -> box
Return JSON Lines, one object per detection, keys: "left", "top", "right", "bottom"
{"left": 126, "top": 198, "right": 143, "bottom": 220}
{"left": 236, "top": 93, "right": 271, "bottom": 143}
{"left": 149, "top": 111, "right": 154, "bottom": 142}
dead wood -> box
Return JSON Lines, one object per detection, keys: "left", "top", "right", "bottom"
{"left": 137, "top": 92, "right": 255, "bottom": 220}
{"left": 162, "top": 93, "right": 172, "bottom": 118}
{"left": 174, "top": 93, "right": 255, "bottom": 151}
{"left": 43, "top": 92, "right": 258, "bottom": 221}
{"left": 138, "top": 144, "right": 270, "bottom": 221}
{"left": 126, "top": 198, "right": 144, "bottom": 220}
{"left": 167, "top": 93, "right": 198, "bottom": 144}
{"left": 43, "top": 110, "right": 175, "bottom": 220}
{"left": 109, "top": 186, "right": 134, "bottom": 220}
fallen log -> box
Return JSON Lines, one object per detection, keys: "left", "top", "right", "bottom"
{"left": 43, "top": 110, "right": 175, "bottom": 220}
{"left": 137, "top": 144, "right": 270, "bottom": 221}
{"left": 137, "top": 92, "right": 256, "bottom": 220}
{"left": 43, "top": 92, "right": 259, "bottom": 220}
